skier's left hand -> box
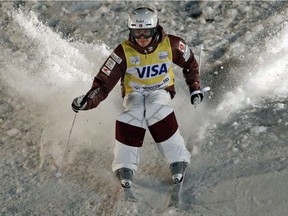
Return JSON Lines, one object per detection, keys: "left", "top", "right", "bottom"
{"left": 191, "top": 90, "right": 204, "bottom": 106}
{"left": 71, "top": 95, "right": 87, "bottom": 113}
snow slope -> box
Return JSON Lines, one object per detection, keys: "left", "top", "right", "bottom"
{"left": 0, "top": 1, "right": 288, "bottom": 215}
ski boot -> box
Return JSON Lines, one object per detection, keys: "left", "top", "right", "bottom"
{"left": 169, "top": 161, "right": 187, "bottom": 184}
{"left": 115, "top": 168, "right": 133, "bottom": 188}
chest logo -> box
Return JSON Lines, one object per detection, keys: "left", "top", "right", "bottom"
{"left": 158, "top": 52, "right": 168, "bottom": 60}
{"left": 130, "top": 56, "right": 140, "bottom": 64}
{"left": 136, "top": 63, "right": 168, "bottom": 78}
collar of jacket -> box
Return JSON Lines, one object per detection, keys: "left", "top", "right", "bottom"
{"left": 127, "top": 25, "right": 166, "bottom": 54}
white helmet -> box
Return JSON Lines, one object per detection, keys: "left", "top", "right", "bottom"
{"left": 128, "top": 7, "right": 158, "bottom": 29}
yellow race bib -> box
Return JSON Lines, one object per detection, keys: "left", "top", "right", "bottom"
{"left": 122, "top": 37, "right": 175, "bottom": 94}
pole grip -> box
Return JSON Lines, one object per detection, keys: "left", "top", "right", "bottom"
{"left": 80, "top": 95, "right": 89, "bottom": 107}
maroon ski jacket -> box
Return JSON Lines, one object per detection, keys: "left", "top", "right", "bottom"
{"left": 83, "top": 25, "right": 200, "bottom": 110}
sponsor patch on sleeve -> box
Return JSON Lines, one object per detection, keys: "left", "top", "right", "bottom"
{"left": 183, "top": 44, "right": 191, "bottom": 62}
{"left": 105, "top": 58, "right": 116, "bottom": 70}
{"left": 101, "top": 66, "right": 111, "bottom": 76}
{"left": 179, "top": 41, "right": 186, "bottom": 53}
{"left": 111, "top": 52, "right": 122, "bottom": 64}
{"left": 179, "top": 41, "right": 190, "bottom": 62}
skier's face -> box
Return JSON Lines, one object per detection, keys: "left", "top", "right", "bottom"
{"left": 135, "top": 37, "right": 152, "bottom": 47}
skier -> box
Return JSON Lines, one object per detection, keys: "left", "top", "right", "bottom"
{"left": 72, "top": 7, "right": 203, "bottom": 189}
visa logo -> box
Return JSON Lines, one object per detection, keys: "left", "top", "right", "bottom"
{"left": 136, "top": 63, "right": 168, "bottom": 78}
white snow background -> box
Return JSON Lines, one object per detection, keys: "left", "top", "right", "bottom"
{"left": 0, "top": 1, "right": 288, "bottom": 216}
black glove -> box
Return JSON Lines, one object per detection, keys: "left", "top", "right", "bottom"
{"left": 191, "top": 90, "right": 204, "bottom": 106}
{"left": 71, "top": 95, "right": 87, "bottom": 113}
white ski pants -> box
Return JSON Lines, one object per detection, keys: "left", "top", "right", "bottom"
{"left": 112, "top": 90, "right": 191, "bottom": 173}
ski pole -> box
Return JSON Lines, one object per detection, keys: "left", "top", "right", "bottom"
{"left": 193, "top": 45, "right": 210, "bottom": 108}
{"left": 199, "top": 45, "right": 203, "bottom": 75}
{"left": 55, "top": 112, "right": 77, "bottom": 178}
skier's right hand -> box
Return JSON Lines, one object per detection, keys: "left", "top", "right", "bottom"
{"left": 191, "top": 90, "right": 204, "bottom": 106}
{"left": 71, "top": 95, "right": 87, "bottom": 113}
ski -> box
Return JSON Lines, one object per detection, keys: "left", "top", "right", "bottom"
{"left": 123, "top": 188, "right": 138, "bottom": 202}
{"left": 167, "top": 170, "right": 186, "bottom": 208}
{"left": 168, "top": 183, "right": 181, "bottom": 207}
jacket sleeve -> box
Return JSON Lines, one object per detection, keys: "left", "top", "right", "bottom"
{"left": 83, "top": 44, "right": 126, "bottom": 110}
{"left": 169, "top": 35, "right": 200, "bottom": 93}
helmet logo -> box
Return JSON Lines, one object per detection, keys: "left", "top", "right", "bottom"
{"left": 136, "top": 19, "right": 144, "bottom": 23}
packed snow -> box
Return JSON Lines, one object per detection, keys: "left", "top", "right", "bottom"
{"left": 0, "top": 1, "right": 288, "bottom": 216}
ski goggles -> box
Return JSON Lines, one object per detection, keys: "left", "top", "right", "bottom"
{"left": 130, "top": 28, "right": 157, "bottom": 39}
